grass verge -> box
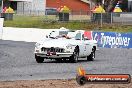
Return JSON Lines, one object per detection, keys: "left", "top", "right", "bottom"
{"left": 3, "top": 15, "right": 132, "bottom": 33}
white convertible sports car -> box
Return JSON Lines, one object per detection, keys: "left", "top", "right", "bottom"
{"left": 34, "top": 30, "right": 97, "bottom": 63}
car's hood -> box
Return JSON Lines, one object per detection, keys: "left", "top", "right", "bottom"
{"left": 39, "top": 38, "right": 75, "bottom": 48}
{"left": 36, "top": 38, "right": 97, "bottom": 48}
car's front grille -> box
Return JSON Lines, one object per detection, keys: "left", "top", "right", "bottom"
{"left": 41, "top": 47, "right": 64, "bottom": 53}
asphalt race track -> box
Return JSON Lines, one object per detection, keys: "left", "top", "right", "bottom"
{"left": 0, "top": 40, "right": 132, "bottom": 81}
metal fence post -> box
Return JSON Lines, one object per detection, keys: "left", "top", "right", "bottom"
{"left": 23, "top": 2, "right": 24, "bottom": 15}
{"left": 62, "top": 13, "right": 64, "bottom": 22}
{"left": 71, "top": 11, "right": 73, "bottom": 21}
{"left": 29, "top": 10, "right": 31, "bottom": 15}
{"left": 37, "top": 10, "right": 39, "bottom": 16}
{"left": 101, "top": 12, "right": 103, "bottom": 27}
{"left": 111, "top": 12, "right": 113, "bottom": 24}
{"left": 80, "top": 10, "right": 81, "bottom": 22}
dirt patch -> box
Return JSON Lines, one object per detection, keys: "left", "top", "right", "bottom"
{"left": 0, "top": 79, "right": 131, "bottom": 88}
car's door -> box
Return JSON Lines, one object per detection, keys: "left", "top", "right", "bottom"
{"left": 78, "top": 34, "right": 90, "bottom": 57}
{"left": 83, "top": 35, "right": 92, "bottom": 56}
{"left": 74, "top": 32, "right": 85, "bottom": 57}
{"left": 78, "top": 41, "right": 86, "bottom": 57}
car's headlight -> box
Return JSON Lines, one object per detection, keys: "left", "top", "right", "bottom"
{"left": 66, "top": 44, "right": 73, "bottom": 49}
{"left": 35, "top": 43, "right": 41, "bottom": 47}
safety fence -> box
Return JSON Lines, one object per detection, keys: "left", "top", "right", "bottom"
{"left": 14, "top": 10, "right": 91, "bottom": 22}
{"left": 1, "top": 10, "right": 132, "bottom": 24}
{"left": 16, "top": 10, "right": 132, "bottom": 24}
{"left": 91, "top": 12, "right": 132, "bottom": 25}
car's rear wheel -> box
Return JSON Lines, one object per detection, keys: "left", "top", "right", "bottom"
{"left": 35, "top": 54, "right": 44, "bottom": 63}
{"left": 87, "top": 48, "right": 95, "bottom": 61}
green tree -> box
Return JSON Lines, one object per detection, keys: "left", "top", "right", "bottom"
{"left": 92, "top": 0, "right": 128, "bottom": 12}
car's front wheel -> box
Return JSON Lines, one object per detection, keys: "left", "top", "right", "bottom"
{"left": 87, "top": 48, "right": 95, "bottom": 61}
{"left": 35, "top": 54, "right": 44, "bottom": 63}
{"left": 70, "top": 46, "right": 79, "bottom": 63}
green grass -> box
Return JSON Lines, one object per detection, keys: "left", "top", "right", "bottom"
{"left": 3, "top": 15, "right": 132, "bottom": 33}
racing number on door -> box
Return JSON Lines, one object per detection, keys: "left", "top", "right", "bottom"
{"left": 84, "top": 45, "right": 87, "bottom": 51}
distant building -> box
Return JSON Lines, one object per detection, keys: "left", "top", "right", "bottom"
{"left": 2, "top": 0, "right": 93, "bottom": 15}
{"left": 16, "top": 0, "right": 46, "bottom": 15}
{"left": 46, "top": 0, "right": 91, "bottom": 12}
{"left": 2, "top": 0, "right": 46, "bottom": 15}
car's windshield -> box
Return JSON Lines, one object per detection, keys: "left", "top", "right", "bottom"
{"left": 59, "top": 31, "right": 68, "bottom": 35}
{"left": 75, "top": 33, "right": 81, "bottom": 40}
{"left": 49, "top": 31, "right": 69, "bottom": 39}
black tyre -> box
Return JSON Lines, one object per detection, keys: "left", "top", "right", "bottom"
{"left": 70, "top": 46, "right": 79, "bottom": 63}
{"left": 35, "top": 54, "right": 44, "bottom": 63}
{"left": 87, "top": 49, "right": 95, "bottom": 61}
{"left": 76, "top": 75, "right": 87, "bottom": 85}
